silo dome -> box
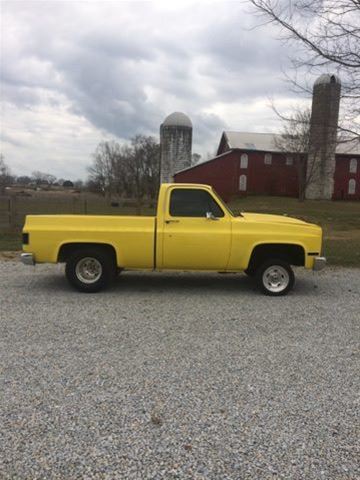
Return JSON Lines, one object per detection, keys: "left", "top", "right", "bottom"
{"left": 314, "top": 73, "right": 341, "bottom": 86}
{"left": 162, "top": 112, "right": 192, "bottom": 128}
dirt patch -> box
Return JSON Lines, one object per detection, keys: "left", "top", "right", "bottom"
{"left": 0, "top": 251, "right": 20, "bottom": 261}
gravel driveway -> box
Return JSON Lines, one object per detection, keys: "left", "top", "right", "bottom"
{"left": 0, "top": 262, "right": 359, "bottom": 479}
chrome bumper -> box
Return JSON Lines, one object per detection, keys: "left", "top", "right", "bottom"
{"left": 21, "top": 253, "right": 35, "bottom": 266}
{"left": 313, "top": 256, "right": 326, "bottom": 271}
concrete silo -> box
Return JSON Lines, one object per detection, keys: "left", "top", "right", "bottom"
{"left": 306, "top": 74, "right": 341, "bottom": 199}
{"left": 160, "top": 112, "right": 192, "bottom": 183}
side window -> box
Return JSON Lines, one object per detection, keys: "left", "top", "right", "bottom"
{"left": 348, "top": 179, "right": 356, "bottom": 195}
{"left": 240, "top": 153, "right": 248, "bottom": 169}
{"left": 170, "top": 189, "right": 224, "bottom": 218}
{"left": 239, "top": 174, "right": 247, "bottom": 191}
{"left": 349, "top": 158, "right": 357, "bottom": 174}
{"left": 264, "top": 153, "right": 272, "bottom": 165}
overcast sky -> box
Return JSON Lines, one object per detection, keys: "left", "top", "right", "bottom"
{"left": 1, "top": 0, "right": 310, "bottom": 179}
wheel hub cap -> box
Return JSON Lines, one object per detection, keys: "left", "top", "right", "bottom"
{"left": 263, "top": 265, "right": 289, "bottom": 293}
{"left": 75, "top": 257, "right": 102, "bottom": 284}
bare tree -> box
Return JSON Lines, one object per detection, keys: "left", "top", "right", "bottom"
{"left": 73, "top": 179, "right": 84, "bottom": 190}
{"left": 32, "top": 171, "right": 57, "bottom": 186}
{"left": 129, "top": 135, "right": 160, "bottom": 201}
{"left": 0, "top": 154, "right": 12, "bottom": 194}
{"left": 206, "top": 151, "right": 217, "bottom": 160}
{"left": 16, "top": 175, "right": 32, "bottom": 186}
{"left": 88, "top": 141, "right": 120, "bottom": 199}
{"left": 87, "top": 136, "right": 160, "bottom": 203}
{"left": 32, "top": 171, "right": 44, "bottom": 186}
{"left": 274, "top": 107, "right": 318, "bottom": 201}
{"left": 248, "top": 0, "right": 360, "bottom": 138}
{"left": 192, "top": 153, "right": 201, "bottom": 165}
{"left": 42, "top": 174, "right": 57, "bottom": 187}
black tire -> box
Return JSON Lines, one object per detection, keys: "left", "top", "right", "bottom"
{"left": 65, "top": 248, "right": 116, "bottom": 293}
{"left": 244, "top": 267, "right": 256, "bottom": 277}
{"left": 256, "top": 258, "right": 295, "bottom": 296}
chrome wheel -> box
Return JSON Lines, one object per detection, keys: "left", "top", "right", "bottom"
{"left": 262, "top": 265, "right": 289, "bottom": 293}
{"left": 75, "top": 257, "right": 102, "bottom": 284}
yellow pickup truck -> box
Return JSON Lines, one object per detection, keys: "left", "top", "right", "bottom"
{"left": 21, "top": 183, "right": 325, "bottom": 296}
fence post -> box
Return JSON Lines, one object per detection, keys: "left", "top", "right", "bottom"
{"left": 7, "top": 197, "right": 11, "bottom": 229}
{"left": 84, "top": 198, "right": 87, "bottom": 215}
{"left": 9, "top": 196, "right": 17, "bottom": 229}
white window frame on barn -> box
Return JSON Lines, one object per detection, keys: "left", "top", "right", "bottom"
{"left": 239, "top": 174, "right": 247, "bottom": 191}
{"left": 240, "top": 153, "right": 248, "bottom": 169}
{"left": 286, "top": 155, "right": 293, "bottom": 166}
{"left": 349, "top": 158, "right": 357, "bottom": 174}
{"left": 348, "top": 179, "right": 356, "bottom": 195}
{"left": 264, "top": 153, "right": 272, "bottom": 165}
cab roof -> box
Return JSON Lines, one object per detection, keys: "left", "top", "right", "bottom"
{"left": 161, "top": 182, "right": 212, "bottom": 189}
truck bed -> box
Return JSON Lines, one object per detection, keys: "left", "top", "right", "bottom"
{"left": 23, "top": 215, "right": 156, "bottom": 268}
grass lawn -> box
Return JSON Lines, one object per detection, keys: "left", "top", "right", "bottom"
{"left": 0, "top": 232, "right": 22, "bottom": 252}
{"left": 1, "top": 195, "right": 359, "bottom": 267}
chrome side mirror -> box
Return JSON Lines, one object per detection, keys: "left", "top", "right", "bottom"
{"left": 206, "top": 211, "right": 219, "bottom": 220}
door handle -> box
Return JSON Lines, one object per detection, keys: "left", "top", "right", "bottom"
{"left": 165, "top": 219, "right": 180, "bottom": 224}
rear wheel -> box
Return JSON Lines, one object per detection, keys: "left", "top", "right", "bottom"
{"left": 65, "top": 249, "right": 116, "bottom": 293}
{"left": 256, "top": 259, "right": 294, "bottom": 296}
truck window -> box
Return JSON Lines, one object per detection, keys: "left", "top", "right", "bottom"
{"left": 170, "top": 189, "right": 224, "bottom": 218}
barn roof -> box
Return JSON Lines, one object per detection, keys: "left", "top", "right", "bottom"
{"left": 222, "top": 131, "right": 360, "bottom": 155}
{"left": 336, "top": 139, "right": 360, "bottom": 155}
{"left": 223, "top": 132, "right": 279, "bottom": 152}
{"left": 175, "top": 131, "right": 360, "bottom": 176}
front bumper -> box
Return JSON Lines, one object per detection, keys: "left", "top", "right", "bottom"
{"left": 21, "top": 253, "right": 35, "bottom": 266}
{"left": 313, "top": 256, "right": 326, "bottom": 271}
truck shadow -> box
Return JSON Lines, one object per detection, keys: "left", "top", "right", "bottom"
{"left": 26, "top": 270, "right": 317, "bottom": 297}
{"left": 29, "top": 271, "right": 257, "bottom": 295}
{"left": 113, "top": 272, "right": 317, "bottom": 296}
{"left": 115, "top": 272, "right": 257, "bottom": 295}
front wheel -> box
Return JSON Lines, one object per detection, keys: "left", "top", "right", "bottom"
{"left": 256, "top": 259, "right": 294, "bottom": 296}
{"left": 65, "top": 249, "right": 116, "bottom": 293}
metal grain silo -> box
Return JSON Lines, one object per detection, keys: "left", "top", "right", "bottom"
{"left": 306, "top": 74, "right": 341, "bottom": 199}
{"left": 160, "top": 112, "right": 192, "bottom": 183}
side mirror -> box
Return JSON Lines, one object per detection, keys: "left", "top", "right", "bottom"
{"left": 206, "top": 211, "right": 219, "bottom": 220}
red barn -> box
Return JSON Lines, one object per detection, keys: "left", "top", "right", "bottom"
{"left": 174, "top": 132, "right": 360, "bottom": 201}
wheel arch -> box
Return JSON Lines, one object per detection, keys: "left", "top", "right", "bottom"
{"left": 57, "top": 242, "right": 119, "bottom": 266}
{"left": 247, "top": 242, "right": 306, "bottom": 271}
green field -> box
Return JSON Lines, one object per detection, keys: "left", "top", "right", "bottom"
{"left": 1, "top": 195, "right": 359, "bottom": 267}
{"left": 0, "top": 232, "right": 22, "bottom": 251}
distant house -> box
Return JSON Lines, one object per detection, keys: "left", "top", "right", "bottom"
{"left": 174, "top": 131, "right": 360, "bottom": 201}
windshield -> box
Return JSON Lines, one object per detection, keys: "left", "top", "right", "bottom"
{"left": 211, "top": 188, "right": 242, "bottom": 217}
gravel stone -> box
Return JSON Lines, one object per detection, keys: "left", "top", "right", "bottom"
{"left": 0, "top": 262, "right": 359, "bottom": 479}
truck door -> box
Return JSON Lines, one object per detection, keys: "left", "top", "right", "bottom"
{"left": 161, "top": 187, "right": 232, "bottom": 270}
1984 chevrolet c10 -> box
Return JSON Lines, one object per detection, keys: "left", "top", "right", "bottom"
{"left": 21, "top": 183, "right": 326, "bottom": 296}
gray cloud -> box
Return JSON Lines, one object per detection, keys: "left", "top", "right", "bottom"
{"left": 1, "top": 1, "right": 304, "bottom": 177}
